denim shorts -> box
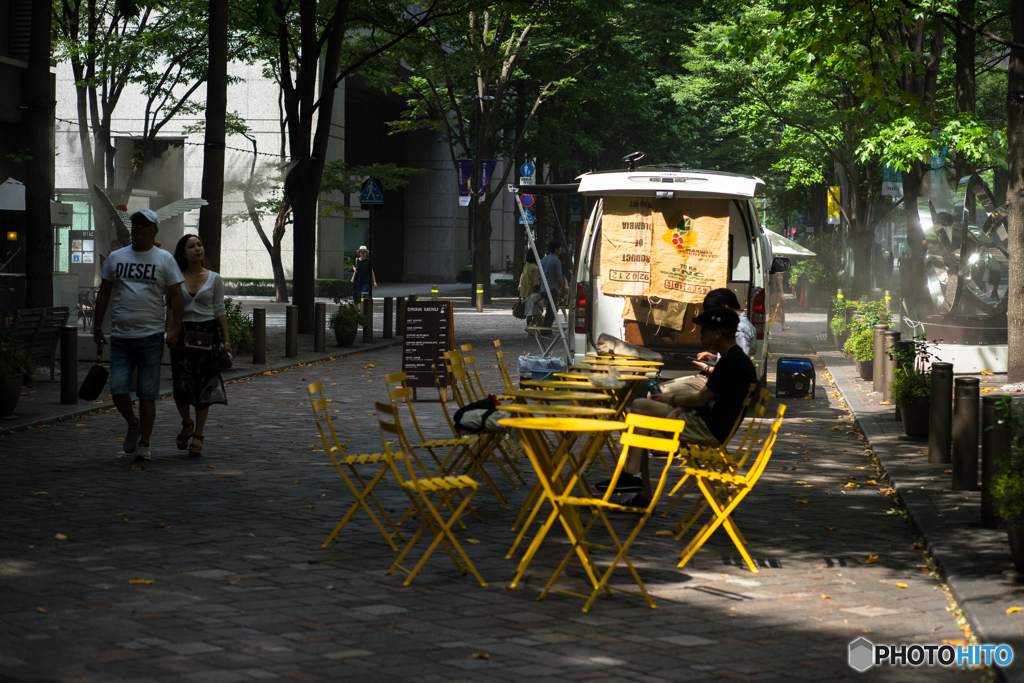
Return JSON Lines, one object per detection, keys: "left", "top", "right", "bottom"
{"left": 109, "top": 333, "right": 165, "bottom": 400}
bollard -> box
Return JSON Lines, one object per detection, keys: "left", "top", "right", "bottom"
{"left": 431, "top": 286, "right": 438, "bottom": 301}
{"left": 928, "top": 362, "right": 953, "bottom": 464}
{"left": 253, "top": 308, "right": 266, "bottom": 364}
{"left": 383, "top": 297, "right": 393, "bottom": 339}
{"left": 314, "top": 302, "right": 326, "bottom": 353}
{"left": 981, "top": 396, "right": 1011, "bottom": 528}
{"left": 396, "top": 296, "right": 406, "bottom": 336}
{"left": 872, "top": 324, "right": 889, "bottom": 393}
{"left": 883, "top": 334, "right": 904, "bottom": 419}
{"left": 285, "top": 305, "right": 298, "bottom": 358}
{"left": 476, "top": 287, "right": 484, "bottom": 313}
{"left": 60, "top": 325, "right": 78, "bottom": 405}
{"left": 884, "top": 290, "right": 892, "bottom": 316}
{"left": 951, "top": 377, "right": 980, "bottom": 491}
{"left": 363, "top": 296, "right": 373, "bottom": 343}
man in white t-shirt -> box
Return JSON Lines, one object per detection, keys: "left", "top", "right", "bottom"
{"left": 94, "top": 209, "right": 184, "bottom": 462}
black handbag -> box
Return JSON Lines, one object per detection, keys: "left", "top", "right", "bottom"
{"left": 183, "top": 328, "right": 214, "bottom": 352}
{"left": 218, "top": 346, "right": 233, "bottom": 370}
{"left": 512, "top": 298, "right": 526, "bottom": 319}
{"left": 78, "top": 344, "right": 109, "bottom": 401}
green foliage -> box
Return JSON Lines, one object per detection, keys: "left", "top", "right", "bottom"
{"left": 329, "top": 298, "right": 367, "bottom": 335}
{"left": 829, "top": 312, "right": 847, "bottom": 337}
{"left": 843, "top": 329, "right": 874, "bottom": 362}
{"left": 848, "top": 300, "right": 890, "bottom": 335}
{"left": 0, "top": 331, "right": 36, "bottom": 384}
{"left": 887, "top": 337, "right": 937, "bottom": 409}
{"left": 222, "top": 279, "right": 353, "bottom": 299}
{"left": 990, "top": 399, "right": 1024, "bottom": 526}
{"left": 223, "top": 297, "right": 254, "bottom": 354}
{"left": 318, "top": 162, "right": 427, "bottom": 221}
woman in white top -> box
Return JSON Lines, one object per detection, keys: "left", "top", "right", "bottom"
{"left": 169, "top": 234, "right": 229, "bottom": 457}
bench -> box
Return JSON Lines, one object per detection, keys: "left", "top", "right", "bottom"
{"left": 6, "top": 307, "right": 70, "bottom": 381}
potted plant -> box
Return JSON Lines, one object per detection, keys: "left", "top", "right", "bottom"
{"left": 989, "top": 399, "right": 1024, "bottom": 570}
{"left": 843, "top": 329, "right": 874, "bottom": 380}
{"left": 829, "top": 297, "right": 856, "bottom": 351}
{"left": 889, "top": 338, "right": 935, "bottom": 438}
{"left": 0, "top": 334, "right": 35, "bottom": 417}
{"left": 329, "top": 297, "right": 367, "bottom": 347}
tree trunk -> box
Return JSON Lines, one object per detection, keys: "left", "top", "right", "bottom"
{"left": 954, "top": 0, "right": 976, "bottom": 179}
{"left": 286, "top": 161, "right": 323, "bottom": 332}
{"left": 272, "top": 201, "right": 289, "bottom": 303}
{"left": 198, "top": 0, "right": 229, "bottom": 271}
{"left": 1007, "top": 0, "right": 1024, "bottom": 383}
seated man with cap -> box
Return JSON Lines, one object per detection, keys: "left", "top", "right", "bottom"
{"left": 601, "top": 307, "right": 758, "bottom": 508}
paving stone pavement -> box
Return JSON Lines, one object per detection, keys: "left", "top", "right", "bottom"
{"left": 785, "top": 308, "right": 1024, "bottom": 683}
{"left": 0, "top": 309, "right": 997, "bottom": 682}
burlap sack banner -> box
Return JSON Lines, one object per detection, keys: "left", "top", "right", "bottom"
{"left": 600, "top": 196, "right": 731, "bottom": 305}
{"left": 599, "top": 196, "right": 652, "bottom": 298}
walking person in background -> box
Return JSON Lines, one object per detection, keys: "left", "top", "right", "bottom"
{"left": 540, "top": 240, "right": 567, "bottom": 329}
{"left": 93, "top": 209, "right": 184, "bottom": 462}
{"left": 770, "top": 271, "right": 788, "bottom": 330}
{"left": 351, "top": 246, "right": 376, "bottom": 305}
{"left": 519, "top": 251, "right": 539, "bottom": 300}
{"left": 169, "top": 234, "right": 230, "bottom": 458}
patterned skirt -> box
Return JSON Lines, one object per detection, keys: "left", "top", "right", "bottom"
{"left": 170, "top": 320, "right": 228, "bottom": 410}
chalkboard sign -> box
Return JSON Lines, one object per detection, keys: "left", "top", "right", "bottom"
{"left": 402, "top": 301, "right": 454, "bottom": 388}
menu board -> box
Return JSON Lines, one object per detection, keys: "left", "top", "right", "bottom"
{"left": 402, "top": 301, "right": 454, "bottom": 388}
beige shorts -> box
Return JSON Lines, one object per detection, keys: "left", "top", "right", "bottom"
{"left": 629, "top": 397, "right": 719, "bottom": 446}
{"left": 655, "top": 374, "right": 708, "bottom": 400}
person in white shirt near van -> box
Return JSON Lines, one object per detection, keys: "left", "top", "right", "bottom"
{"left": 93, "top": 208, "right": 185, "bottom": 462}
{"left": 540, "top": 240, "right": 567, "bottom": 328}
{"left": 169, "top": 234, "right": 230, "bottom": 458}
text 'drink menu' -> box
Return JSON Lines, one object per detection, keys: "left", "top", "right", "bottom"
{"left": 402, "top": 301, "right": 453, "bottom": 388}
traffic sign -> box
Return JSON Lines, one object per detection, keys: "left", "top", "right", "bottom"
{"left": 520, "top": 162, "right": 535, "bottom": 177}
{"left": 360, "top": 177, "right": 383, "bottom": 206}
{"left": 520, "top": 194, "right": 535, "bottom": 208}
{"left": 519, "top": 176, "right": 535, "bottom": 186}
{"left": 518, "top": 208, "right": 535, "bottom": 224}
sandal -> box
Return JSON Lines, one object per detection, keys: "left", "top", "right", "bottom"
{"left": 176, "top": 420, "right": 195, "bottom": 451}
{"left": 188, "top": 434, "right": 204, "bottom": 458}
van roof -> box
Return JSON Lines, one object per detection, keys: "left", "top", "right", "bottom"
{"left": 575, "top": 169, "right": 764, "bottom": 199}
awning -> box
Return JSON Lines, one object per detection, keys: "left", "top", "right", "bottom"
{"left": 767, "top": 231, "right": 816, "bottom": 258}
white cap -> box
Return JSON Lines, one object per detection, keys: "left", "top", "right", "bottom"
{"left": 130, "top": 208, "right": 159, "bottom": 226}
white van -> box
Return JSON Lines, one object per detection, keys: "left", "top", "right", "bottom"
{"left": 569, "top": 165, "right": 787, "bottom": 380}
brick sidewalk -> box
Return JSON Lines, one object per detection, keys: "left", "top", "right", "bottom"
{"left": 791, "top": 310, "right": 1024, "bottom": 683}
{"left": 0, "top": 319, "right": 993, "bottom": 682}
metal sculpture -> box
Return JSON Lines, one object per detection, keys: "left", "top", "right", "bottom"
{"left": 92, "top": 184, "right": 209, "bottom": 247}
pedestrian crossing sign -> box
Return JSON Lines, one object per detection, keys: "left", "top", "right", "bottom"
{"left": 518, "top": 208, "right": 534, "bottom": 224}
{"left": 360, "top": 178, "right": 383, "bottom": 206}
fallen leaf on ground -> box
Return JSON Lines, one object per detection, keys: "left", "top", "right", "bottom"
{"left": 879, "top": 401, "right": 891, "bottom": 405}
{"left": 128, "top": 578, "right": 154, "bottom": 585}
{"left": 896, "top": 583, "right": 908, "bottom": 588}
{"left": 944, "top": 470, "right": 952, "bottom": 475}
{"left": 294, "top": 479, "right": 302, "bottom": 484}
{"left": 153, "top": 523, "right": 172, "bottom": 529}
{"left": 464, "top": 539, "right": 480, "bottom": 544}
{"left": 227, "top": 578, "right": 238, "bottom": 585}
{"left": 864, "top": 555, "right": 879, "bottom": 564}
{"left": 304, "top": 505, "right": 315, "bottom": 509}
{"left": 75, "top": 424, "right": 86, "bottom": 427}
{"left": 207, "top": 465, "right": 216, "bottom": 469}
{"left": 796, "top": 499, "right": 810, "bottom": 504}
{"left": 366, "top": 364, "right": 376, "bottom": 368}
{"left": 829, "top": 426, "right": 844, "bottom": 431}
{"left": 31, "top": 490, "right": 47, "bottom": 495}
{"left": 37, "top": 607, "right": 48, "bottom": 613}
{"left": 655, "top": 530, "right": 672, "bottom": 537}
{"left": 980, "top": 369, "right": 994, "bottom": 376}
{"left": 843, "top": 482, "right": 858, "bottom": 488}
{"left": 826, "top": 526, "right": 839, "bottom": 531}
{"left": 943, "top": 639, "right": 967, "bottom": 646}
{"left": 821, "top": 594, "right": 832, "bottom": 599}
{"left": 54, "top": 533, "right": 67, "bottom": 540}
{"left": 468, "top": 653, "right": 490, "bottom": 660}
{"left": 1007, "top": 607, "right": 1023, "bottom": 614}
{"left": 865, "top": 480, "right": 877, "bottom": 485}
{"left": 980, "top": 387, "right": 994, "bottom": 393}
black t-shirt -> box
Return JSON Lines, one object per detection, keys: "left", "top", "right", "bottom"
{"left": 696, "top": 344, "right": 757, "bottom": 444}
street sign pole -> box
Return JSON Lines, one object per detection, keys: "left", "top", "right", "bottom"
{"left": 359, "top": 178, "right": 384, "bottom": 314}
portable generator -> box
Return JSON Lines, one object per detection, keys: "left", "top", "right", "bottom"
{"left": 776, "top": 356, "right": 816, "bottom": 399}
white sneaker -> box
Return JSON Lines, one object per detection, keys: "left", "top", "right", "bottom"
{"left": 134, "top": 444, "right": 152, "bottom": 462}
{"left": 124, "top": 422, "right": 141, "bottom": 453}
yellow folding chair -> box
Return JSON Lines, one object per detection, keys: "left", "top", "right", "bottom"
{"left": 493, "top": 340, "right": 516, "bottom": 392}
{"left": 306, "top": 381, "right": 403, "bottom": 551}
{"left": 384, "top": 371, "right": 479, "bottom": 472}
{"left": 677, "top": 405, "right": 786, "bottom": 573}
{"left": 460, "top": 343, "right": 493, "bottom": 399}
{"left": 375, "top": 401, "right": 486, "bottom": 587}
{"left": 506, "top": 414, "right": 685, "bottom": 612}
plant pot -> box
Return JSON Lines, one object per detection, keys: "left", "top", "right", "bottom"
{"left": 334, "top": 327, "right": 358, "bottom": 347}
{"left": 834, "top": 332, "right": 848, "bottom": 352}
{"left": 1007, "top": 526, "right": 1024, "bottom": 573}
{"left": 899, "top": 397, "right": 930, "bottom": 438}
{"left": 0, "top": 375, "right": 23, "bottom": 417}
{"left": 857, "top": 360, "right": 873, "bottom": 381}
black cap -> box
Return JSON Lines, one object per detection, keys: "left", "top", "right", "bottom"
{"left": 693, "top": 306, "right": 739, "bottom": 332}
